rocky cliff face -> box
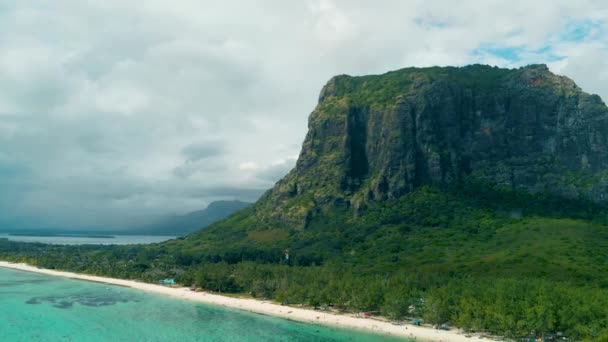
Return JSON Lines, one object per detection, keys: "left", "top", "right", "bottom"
{"left": 258, "top": 64, "right": 608, "bottom": 229}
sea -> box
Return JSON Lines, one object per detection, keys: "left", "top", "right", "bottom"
{"left": 0, "top": 267, "right": 408, "bottom": 341}
{"left": 0, "top": 234, "right": 176, "bottom": 245}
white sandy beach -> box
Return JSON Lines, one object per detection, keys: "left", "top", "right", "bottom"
{"left": 0, "top": 261, "right": 488, "bottom": 342}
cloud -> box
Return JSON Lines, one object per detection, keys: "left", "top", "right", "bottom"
{"left": 238, "top": 162, "right": 258, "bottom": 170}
{"left": 255, "top": 158, "right": 299, "bottom": 182}
{"left": 0, "top": 1, "right": 607, "bottom": 229}
{"left": 182, "top": 141, "right": 225, "bottom": 162}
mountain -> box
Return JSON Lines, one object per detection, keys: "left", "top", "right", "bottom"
{"left": 3, "top": 64, "right": 608, "bottom": 339}
{"left": 135, "top": 200, "right": 251, "bottom": 236}
{"left": 179, "top": 64, "right": 608, "bottom": 256}
{"left": 264, "top": 64, "right": 607, "bottom": 226}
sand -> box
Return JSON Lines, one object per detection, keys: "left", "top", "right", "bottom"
{"left": 0, "top": 261, "right": 489, "bottom": 342}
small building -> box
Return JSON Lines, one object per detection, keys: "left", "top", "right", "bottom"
{"left": 160, "top": 278, "right": 176, "bottom": 285}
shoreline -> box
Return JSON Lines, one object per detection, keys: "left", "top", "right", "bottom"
{"left": 0, "top": 261, "right": 486, "bottom": 342}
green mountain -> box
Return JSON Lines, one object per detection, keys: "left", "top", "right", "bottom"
{"left": 279, "top": 64, "right": 607, "bottom": 220}
{"left": 3, "top": 64, "right": 608, "bottom": 340}
{"left": 133, "top": 200, "right": 251, "bottom": 236}
{"left": 174, "top": 64, "right": 608, "bottom": 269}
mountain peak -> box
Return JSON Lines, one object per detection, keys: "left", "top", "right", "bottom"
{"left": 521, "top": 63, "right": 549, "bottom": 70}
{"left": 258, "top": 64, "right": 608, "bottom": 229}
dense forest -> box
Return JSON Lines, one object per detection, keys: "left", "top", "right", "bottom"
{"left": 2, "top": 184, "right": 608, "bottom": 341}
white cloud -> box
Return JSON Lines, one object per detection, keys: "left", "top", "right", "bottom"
{"left": 239, "top": 162, "right": 259, "bottom": 170}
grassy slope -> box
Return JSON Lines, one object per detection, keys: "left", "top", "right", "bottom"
{"left": 162, "top": 185, "right": 608, "bottom": 287}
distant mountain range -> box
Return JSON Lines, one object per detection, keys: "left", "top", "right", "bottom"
{"left": 132, "top": 200, "right": 251, "bottom": 236}
{"left": 0, "top": 200, "right": 251, "bottom": 237}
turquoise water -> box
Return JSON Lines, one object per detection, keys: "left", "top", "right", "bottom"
{"left": 0, "top": 268, "right": 408, "bottom": 341}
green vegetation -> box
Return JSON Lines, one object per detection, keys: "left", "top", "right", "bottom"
{"left": 2, "top": 184, "right": 608, "bottom": 340}
{"left": 323, "top": 64, "right": 513, "bottom": 109}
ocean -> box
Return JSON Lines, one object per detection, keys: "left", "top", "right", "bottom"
{"left": 0, "top": 234, "right": 176, "bottom": 245}
{"left": 0, "top": 267, "right": 407, "bottom": 341}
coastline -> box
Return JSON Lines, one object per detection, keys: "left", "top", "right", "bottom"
{"left": 0, "top": 261, "right": 486, "bottom": 342}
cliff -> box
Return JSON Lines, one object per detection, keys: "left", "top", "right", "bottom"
{"left": 253, "top": 64, "right": 608, "bottom": 229}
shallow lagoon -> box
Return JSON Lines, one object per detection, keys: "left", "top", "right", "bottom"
{"left": 0, "top": 267, "right": 408, "bottom": 341}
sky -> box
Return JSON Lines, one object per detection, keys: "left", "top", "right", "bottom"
{"left": 1, "top": 1, "right": 608, "bottom": 230}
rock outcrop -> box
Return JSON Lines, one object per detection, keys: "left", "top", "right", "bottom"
{"left": 257, "top": 64, "right": 608, "bottom": 229}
